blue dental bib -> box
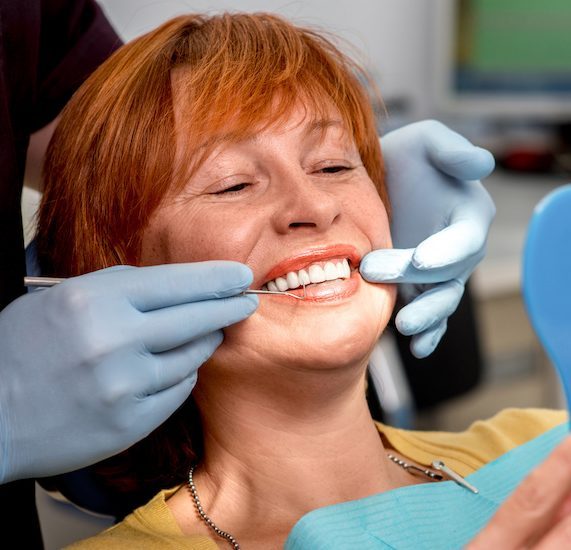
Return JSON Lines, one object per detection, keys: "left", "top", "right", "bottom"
{"left": 285, "top": 422, "right": 568, "bottom": 549}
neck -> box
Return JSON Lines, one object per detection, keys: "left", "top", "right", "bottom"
{"left": 182, "top": 357, "right": 403, "bottom": 544}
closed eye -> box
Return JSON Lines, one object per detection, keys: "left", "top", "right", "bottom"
{"left": 213, "top": 183, "right": 250, "bottom": 194}
{"left": 317, "top": 165, "right": 352, "bottom": 174}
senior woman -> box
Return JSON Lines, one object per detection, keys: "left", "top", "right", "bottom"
{"left": 37, "top": 13, "right": 568, "bottom": 550}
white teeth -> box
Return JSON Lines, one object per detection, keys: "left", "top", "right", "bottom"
{"left": 308, "top": 265, "right": 326, "bottom": 284}
{"left": 264, "top": 258, "right": 352, "bottom": 292}
{"left": 324, "top": 261, "right": 338, "bottom": 281}
{"left": 286, "top": 271, "right": 299, "bottom": 289}
{"left": 275, "top": 277, "right": 289, "bottom": 292}
{"left": 298, "top": 269, "right": 311, "bottom": 286}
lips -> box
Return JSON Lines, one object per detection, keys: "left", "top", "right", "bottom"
{"left": 262, "top": 245, "right": 360, "bottom": 282}
{"left": 258, "top": 244, "right": 363, "bottom": 302}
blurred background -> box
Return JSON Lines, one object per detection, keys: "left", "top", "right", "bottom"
{"left": 27, "top": 1, "right": 571, "bottom": 547}
{"left": 23, "top": 0, "right": 571, "bottom": 430}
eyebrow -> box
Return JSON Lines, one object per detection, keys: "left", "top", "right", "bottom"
{"left": 196, "top": 118, "right": 346, "bottom": 151}
{"left": 247, "top": 118, "right": 345, "bottom": 144}
{"left": 304, "top": 119, "right": 344, "bottom": 134}
{"left": 300, "top": 119, "right": 347, "bottom": 143}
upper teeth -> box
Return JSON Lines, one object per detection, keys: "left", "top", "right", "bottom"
{"left": 265, "top": 259, "right": 351, "bottom": 292}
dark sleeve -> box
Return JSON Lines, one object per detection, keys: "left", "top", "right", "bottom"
{"left": 32, "top": 0, "right": 122, "bottom": 130}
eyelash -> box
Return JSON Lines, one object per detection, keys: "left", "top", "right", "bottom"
{"left": 317, "top": 165, "right": 352, "bottom": 174}
{"left": 214, "top": 183, "right": 249, "bottom": 195}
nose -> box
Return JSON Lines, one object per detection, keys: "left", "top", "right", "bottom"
{"left": 270, "top": 168, "right": 342, "bottom": 235}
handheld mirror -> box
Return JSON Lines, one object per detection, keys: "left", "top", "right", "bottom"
{"left": 522, "top": 184, "right": 571, "bottom": 417}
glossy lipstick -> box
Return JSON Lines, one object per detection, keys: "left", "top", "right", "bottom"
{"left": 261, "top": 244, "right": 362, "bottom": 303}
{"left": 262, "top": 244, "right": 361, "bottom": 284}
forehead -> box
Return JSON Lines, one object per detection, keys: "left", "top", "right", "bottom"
{"left": 171, "top": 66, "right": 352, "bottom": 144}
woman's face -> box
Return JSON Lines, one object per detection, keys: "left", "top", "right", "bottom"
{"left": 140, "top": 102, "right": 395, "bottom": 372}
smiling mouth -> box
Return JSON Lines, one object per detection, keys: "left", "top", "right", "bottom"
{"left": 262, "top": 257, "right": 356, "bottom": 293}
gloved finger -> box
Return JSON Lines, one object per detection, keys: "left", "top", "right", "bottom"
{"left": 409, "top": 320, "right": 448, "bottom": 359}
{"left": 411, "top": 220, "right": 487, "bottom": 271}
{"left": 138, "top": 331, "right": 223, "bottom": 397}
{"left": 425, "top": 122, "right": 495, "bottom": 181}
{"left": 360, "top": 248, "right": 415, "bottom": 282}
{"left": 142, "top": 294, "right": 258, "bottom": 353}
{"left": 98, "top": 264, "right": 134, "bottom": 273}
{"left": 412, "top": 182, "right": 495, "bottom": 270}
{"left": 394, "top": 280, "right": 464, "bottom": 336}
{"left": 135, "top": 376, "right": 197, "bottom": 439}
{"left": 92, "top": 261, "right": 254, "bottom": 311}
{"left": 360, "top": 248, "right": 469, "bottom": 284}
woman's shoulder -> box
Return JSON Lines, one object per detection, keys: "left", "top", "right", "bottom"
{"left": 378, "top": 408, "right": 568, "bottom": 476}
{"left": 64, "top": 486, "right": 219, "bottom": 550}
{"left": 461, "top": 407, "right": 568, "bottom": 445}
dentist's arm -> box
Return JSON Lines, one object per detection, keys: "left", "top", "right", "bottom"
{"left": 0, "top": 262, "right": 258, "bottom": 484}
{"left": 360, "top": 120, "right": 496, "bottom": 358}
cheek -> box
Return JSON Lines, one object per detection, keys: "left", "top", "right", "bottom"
{"left": 139, "top": 203, "right": 262, "bottom": 265}
{"left": 341, "top": 183, "right": 392, "bottom": 251}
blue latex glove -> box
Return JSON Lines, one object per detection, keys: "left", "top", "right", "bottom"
{"left": 0, "top": 262, "right": 258, "bottom": 484}
{"left": 360, "top": 120, "right": 496, "bottom": 358}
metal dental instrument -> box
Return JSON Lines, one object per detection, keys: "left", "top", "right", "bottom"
{"left": 24, "top": 276, "right": 65, "bottom": 287}
{"left": 432, "top": 460, "right": 479, "bottom": 494}
{"left": 23, "top": 276, "right": 307, "bottom": 299}
{"left": 244, "top": 286, "right": 306, "bottom": 300}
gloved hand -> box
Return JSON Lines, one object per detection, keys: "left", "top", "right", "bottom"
{"left": 360, "top": 120, "right": 496, "bottom": 358}
{"left": 0, "top": 262, "right": 257, "bottom": 484}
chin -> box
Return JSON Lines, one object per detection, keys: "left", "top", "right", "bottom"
{"left": 216, "top": 278, "right": 396, "bottom": 373}
{"left": 298, "top": 281, "right": 395, "bottom": 370}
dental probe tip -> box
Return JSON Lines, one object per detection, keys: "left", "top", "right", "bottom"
{"left": 243, "top": 285, "right": 306, "bottom": 300}
{"left": 243, "top": 289, "right": 304, "bottom": 300}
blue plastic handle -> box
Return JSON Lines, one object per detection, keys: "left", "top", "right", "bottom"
{"left": 522, "top": 184, "right": 571, "bottom": 419}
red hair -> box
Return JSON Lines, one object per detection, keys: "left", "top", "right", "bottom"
{"left": 36, "top": 12, "right": 386, "bottom": 503}
{"left": 37, "top": 12, "right": 386, "bottom": 276}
